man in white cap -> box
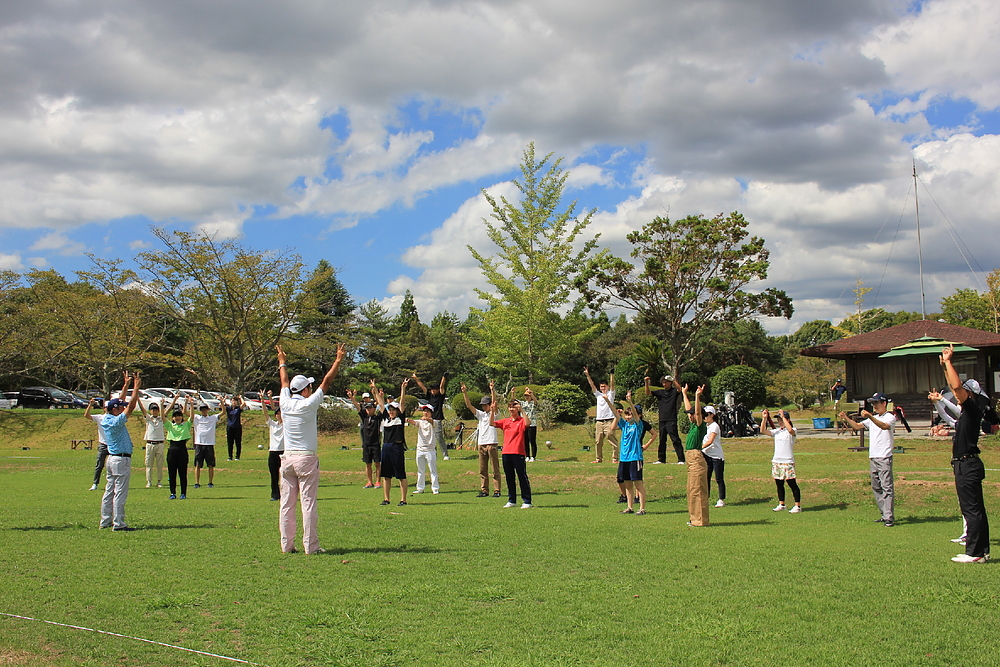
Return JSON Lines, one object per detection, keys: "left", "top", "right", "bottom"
{"left": 276, "top": 342, "right": 346, "bottom": 554}
{"left": 99, "top": 372, "right": 142, "bottom": 531}
{"left": 840, "top": 392, "right": 897, "bottom": 527}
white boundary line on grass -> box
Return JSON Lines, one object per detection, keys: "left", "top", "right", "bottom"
{"left": 0, "top": 612, "right": 269, "bottom": 666}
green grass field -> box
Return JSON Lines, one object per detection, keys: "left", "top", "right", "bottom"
{"left": 0, "top": 410, "right": 997, "bottom": 666}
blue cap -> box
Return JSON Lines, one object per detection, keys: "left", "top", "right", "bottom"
{"left": 870, "top": 392, "right": 889, "bottom": 403}
{"left": 107, "top": 398, "right": 127, "bottom": 409}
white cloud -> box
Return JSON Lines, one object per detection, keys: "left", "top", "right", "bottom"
{"left": 0, "top": 253, "right": 24, "bottom": 270}
{"left": 128, "top": 239, "right": 152, "bottom": 250}
{"left": 29, "top": 231, "right": 86, "bottom": 255}
{"left": 864, "top": 0, "right": 1000, "bottom": 109}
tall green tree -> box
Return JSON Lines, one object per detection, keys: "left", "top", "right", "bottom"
{"left": 576, "top": 212, "right": 793, "bottom": 377}
{"left": 469, "top": 143, "right": 599, "bottom": 383}
{"left": 939, "top": 270, "right": 1000, "bottom": 332}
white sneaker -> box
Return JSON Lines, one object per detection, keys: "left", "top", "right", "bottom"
{"left": 89, "top": 484, "right": 98, "bottom": 491}
{"left": 650, "top": 461, "right": 663, "bottom": 465}
{"left": 520, "top": 503, "right": 532, "bottom": 509}
{"left": 432, "top": 490, "right": 439, "bottom": 494}
{"left": 503, "top": 502, "right": 516, "bottom": 508}
{"left": 788, "top": 505, "right": 802, "bottom": 513}
{"left": 951, "top": 553, "right": 989, "bottom": 563}
{"left": 412, "top": 490, "right": 423, "bottom": 494}
{"left": 715, "top": 500, "right": 725, "bottom": 508}
{"left": 677, "top": 461, "right": 686, "bottom": 465}
{"left": 146, "top": 483, "right": 151, "bottom": 488}
{"left": 444, "top": 456, "right": 450, "bottom": 460}
{"left": 772, "top": 504, "right": 786, "bottom": 512}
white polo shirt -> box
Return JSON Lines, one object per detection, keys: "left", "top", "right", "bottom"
{"left": 864, "top": 411, "right": 897, "bottom": 459}
{"left": 475, "top": 408, "right": 498, "bottom": 445}
{"left": 595, "top": 390, "right": 615, "bottom": 420}
{"left": 279, "top": 387, "right": 324, "bottom": 453}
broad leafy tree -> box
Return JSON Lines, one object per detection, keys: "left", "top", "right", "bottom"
{"left": 137, "top": 227, "right": 306, "bottom": 393}
{"left": 576, "top": 212, "right": 793, "bottom": 377}
{"left": 469, "top": 143, "right": 599, "bottom": 383}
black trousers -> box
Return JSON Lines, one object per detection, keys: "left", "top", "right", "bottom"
{"left": 268, "top": 450, "right": 283, "bottom": 500}
{"left": 659, "top": 421, "right": 682, "bottom": 463}
{"left": 167, "top": 440, "right": 189, "bottom": 496}
{"left": 705, "top": 455, "right": 726, "bottom": 500}
{"left": 502, "top": 454, "right": 532, "bottom": 504}
{"left": 525, "top": 426, "right": 538, "bottom": 458}
{"left": 227, "top": 427, "right": 243, "bottom": 460}
{"left": 954, "top": 457, "right": 990, "bottom": 557}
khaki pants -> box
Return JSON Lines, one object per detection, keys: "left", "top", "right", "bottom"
{"left": 686, "top": 449, "right": 709, "bottom": 526}
{"left": 594, "top": 419, "right": 619, "bottom": 462}
{"left": 478, "top": 444, "right": 501, "bottom": 493}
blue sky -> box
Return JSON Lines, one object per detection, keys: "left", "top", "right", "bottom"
{"left": 1, "top": 0, "right": 999, "bottom": 333}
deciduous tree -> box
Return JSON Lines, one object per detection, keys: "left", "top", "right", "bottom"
{"left": 469, "top": 143, "right": 599, "bottom": 383}
{"left": 577, "top": 212, "right": 793, "bottom": 377}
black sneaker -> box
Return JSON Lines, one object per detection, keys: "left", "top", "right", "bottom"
{"left": 380, "top": 500, "right": 390, "bottom": 505}
{"left": 617, "top": 495, "right": 627, "bottom": 504}
{"left": 634, "top": 496, "right": 640, "bottom": 504}
{"left": 398, "top": 501, "right": 407, "bottom": 506}
{"left": 492, "top": 491, "right": 501, "bottom": 498}
{"left": 112, "top": 526, "right": 137, "bottom": 532}
{"left": 476, "top": 491, "right": 488, "bottom": 498}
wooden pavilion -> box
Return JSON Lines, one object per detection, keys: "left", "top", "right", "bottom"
{"left": 800, "top": 320, "right": 1000, "bottom": 424}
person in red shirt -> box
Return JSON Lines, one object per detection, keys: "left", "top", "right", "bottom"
{"left": 491, "top": 399, "right": 533, "bottom": 509}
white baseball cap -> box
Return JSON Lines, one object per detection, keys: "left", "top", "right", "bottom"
{"left": 289, "top": 375, "right": 315, "bottom": 393}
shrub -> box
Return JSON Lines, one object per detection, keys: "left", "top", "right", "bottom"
{"left": 536, "top": 381, "right": 590, "bottom": 424}
{"left": 711, "top": 364, "right": 767, "bottom": 408}
{"left": 451, "top": 391, "right": 483, "bottom": 420}
{"left": 613, "top": 355, "right": 646, "bottom": 393}
{"left": 316, "top": 406, "right": 359, "bottom": 434}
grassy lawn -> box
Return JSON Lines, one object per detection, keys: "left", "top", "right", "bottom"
{"left": 0, "top": 410, "right": 998, "bottom": 666}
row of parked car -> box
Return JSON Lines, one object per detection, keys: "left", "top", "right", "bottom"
{"left": 1, "top": 386, "right": 358, "bottom": 411}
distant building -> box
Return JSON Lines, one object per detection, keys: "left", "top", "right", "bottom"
{"left": 800, "top": 320, "right": 1000, "bottom": 423}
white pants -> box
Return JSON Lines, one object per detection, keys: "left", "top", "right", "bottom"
{"left": 415, "top": 449, "right": 439, "bottom": 493}
{"left": 101, "top": 455, "right": 131, "bottom": 529}
{"left": 145, "top": 442, "right": 164, "bottom": 486}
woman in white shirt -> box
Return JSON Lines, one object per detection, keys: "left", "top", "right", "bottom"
{"left": 700, "top": 406, "right": 726, "bottom": 508}
{"left": 763, "top": 409, "right": 801, "bottom": 513}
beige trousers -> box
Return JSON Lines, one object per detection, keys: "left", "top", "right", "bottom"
{"left": 686, "top": 449, "right": 710, "bottom": 526}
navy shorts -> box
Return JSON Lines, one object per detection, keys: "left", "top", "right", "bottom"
{"left": 379, "top": 442, "right": 406, "bottom": 479}
{"left": 362, "top": 443, "right": 381, "bottom": 464}
{"left": 616, "top": 460, "right": 643, "bottom": 483}
{"left": 194, "top": 445, "right": 216, "bottom": 468}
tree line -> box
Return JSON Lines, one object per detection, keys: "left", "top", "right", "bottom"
{"left": 3, "top": 144, "right": 990, "bottom": 414}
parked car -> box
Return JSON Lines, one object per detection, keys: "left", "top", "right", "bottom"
{"left": 320, "top": 396, "right": 354, "bottom": 410}
{"left": 109, "top": 388, "right": 174, "bottom": 412}
{"left": 243, "top": 391, "right": 273, "bottom": 409}
{"left": 66, "top": 391, "right": 91, "bottom": 409}
{"left": 196, "top": 391, "right": 222, "bottom": 410}
{"left": 18, "top": 386, "right": 78, "bottom": 409}
{"left": 80, "top": 389, "right": 105, "bottom": 408}
{"left": 2, "top": 391, "right": 20, "bottom": 408}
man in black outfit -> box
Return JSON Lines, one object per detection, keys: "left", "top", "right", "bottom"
{"left": 645, "top": 375, "right": 683, "bottom": 464}
{"left": 941, "top": 345, "right": 990, "bottom": 563}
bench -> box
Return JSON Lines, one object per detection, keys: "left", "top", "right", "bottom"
{"left": 71, "top": 439, "right": 94, "bottom": 450}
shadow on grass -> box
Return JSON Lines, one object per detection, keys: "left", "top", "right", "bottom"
{"left": 805, "top": 503, "right": 849, "bottom": 512}
{"left": 536, "top": 504, "right": 589, "bottom": 508}
{"left": 135, "top": 524, "right": 219, "bottom": 530}
{"left": 321, "top": 545, "right": 443, "bottom": 555}
{"left": 190, "top": 496, "right": 245, "bottom": 500}
{"left": 709, "top": 519, "right": 774, "bottom": 527}
{"left": 900, "top": 515, "right": 960, "bottom": 525}
{"left": 10, "top": 523, "right": 88, "bottom": 531}
{"left": 732, "top": 496, "right": 772, "bottom": 506}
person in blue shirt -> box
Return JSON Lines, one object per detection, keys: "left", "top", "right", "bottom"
{"left": 100, "top": 371, "right": 142, "bottom": 531}
{"left": 598, "top": 390, "right": 651, "bottom": 515}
